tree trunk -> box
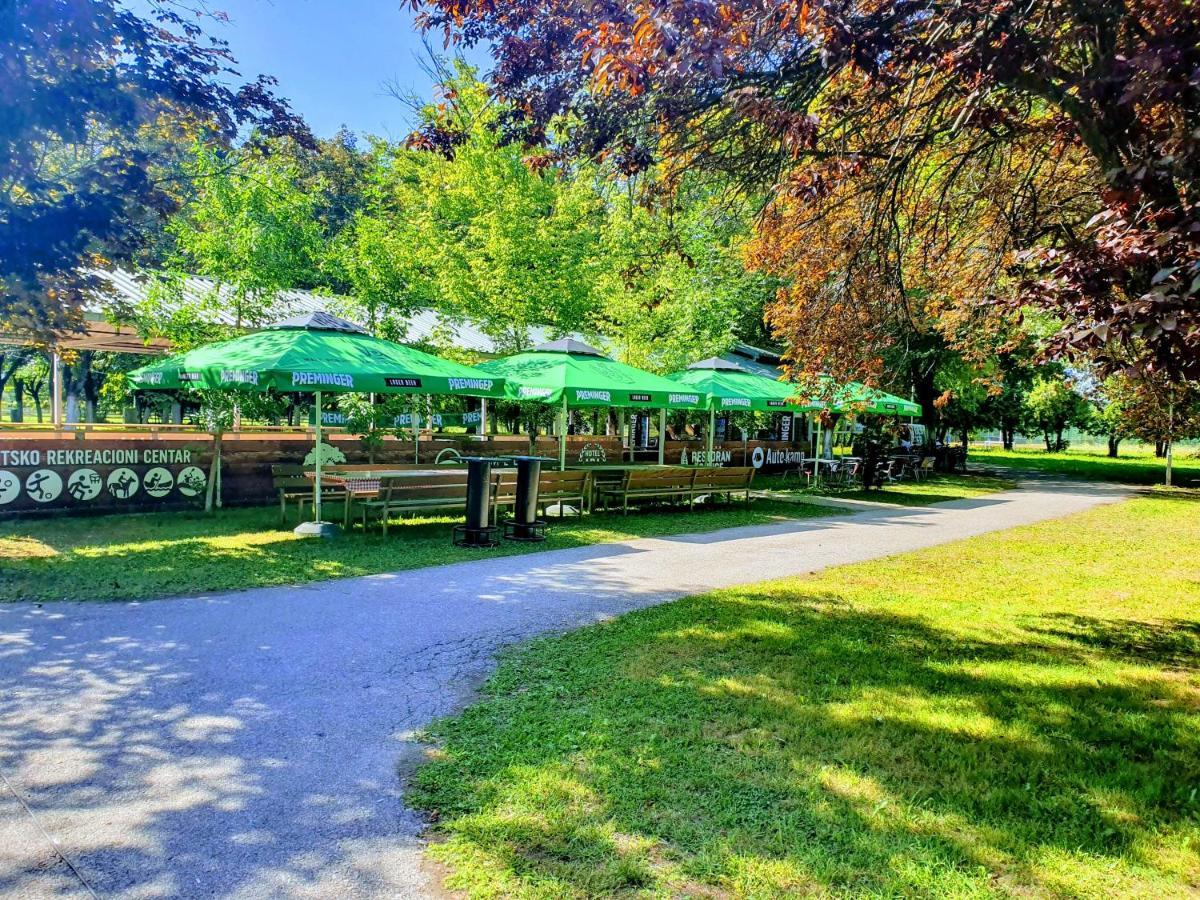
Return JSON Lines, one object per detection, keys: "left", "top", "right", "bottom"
{"left": 1155, "top": 440, "right": 1166, "bottom": 457}
{"left": 1165, "top": 440, "right": 1173, "bottom": 487}
{"left": 83, "top": 366, "right": 100, "bottom": 423}
{"left": 11, "top": 379, "right": 23, "bottom": 423}
{"left": 1043, "top": 431, "right": 1053, "bottom": 452}
{"left": 1107, "top": 435, "right": 1120, "bottom": 457}
{"left": 1054, "top": 427, "right": 1065, "bottom": 452}
{"left": 65, "top": 390, "right": 80, "bottom": 424}
{"left": 960, "top": 428, "right": 969, "bottom": 449}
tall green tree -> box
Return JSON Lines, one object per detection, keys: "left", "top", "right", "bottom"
{"left": 1023, "top": 376, "right": 1093, "bottom": 453}
{"left": 594, "top": 177, "right": 777, "bottom": 372}
{"left": 164, "top": 142, "right": 325, "bottom": 328}
{"left": 334, "top": 69, "right": 604, "bottom": 349}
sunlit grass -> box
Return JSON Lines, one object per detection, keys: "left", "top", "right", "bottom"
{"left": 756, "top": 471, "right": 1014, "bottom": 506}
{"left": 410, "top": 490, "right": 1200, "bottom": 898}
{"left": 0, "top": 499, "right": 830, "bottom": 602}
{"left": 972, "top": 446, "right": 1200, "bottom": 486}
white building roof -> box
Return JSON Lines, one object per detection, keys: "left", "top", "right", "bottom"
{"left": 89, "top": 268, "right": 585, "bottom": 356}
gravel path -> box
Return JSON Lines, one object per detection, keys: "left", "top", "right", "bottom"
{"left": 0, "top": 480, "right": 1130, "bottom": 899}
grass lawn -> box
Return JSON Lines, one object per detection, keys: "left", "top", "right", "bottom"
{"left": 0, "top": 498, "right": 829, "bottom": 603}
{"left": 410, "top": 490, "right": 1200, "bottom": 898}
{"left": 756, "top": 471, "right": 1015, "bottom": 507}
{"left": 971, "top": 446, "right": 1200, "bottom": 487}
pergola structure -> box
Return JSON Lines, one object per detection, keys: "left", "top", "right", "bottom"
{"left": 0, "top": 308, "right": 172, "bottom": 427}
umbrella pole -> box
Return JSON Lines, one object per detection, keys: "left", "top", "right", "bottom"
{"left": 559, "top": 397, "right": 568, "bottom": 471}
{"left": 314, "top": 390, "right": 323, "bottom": 523}
{"left": 412, "top": 400, "right": 419, "bottom": 464}
{"left": 658, "top": 408, "right": 666, "bottom": 465}
{"left": 706, "top": 408, "right": 715, "bottom": 464}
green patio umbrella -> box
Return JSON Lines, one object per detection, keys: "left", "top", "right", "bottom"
{"left": 671, "top": 358, "right": 822, "bottom": 461}
{"left": 833, "top": 382, "right": 922, "bottom": 417}
{"left": 477, "top": 339, "right": 704, "bottom": 469}
{"left": 129, "top": 311, "right": 506, "bottom": 534}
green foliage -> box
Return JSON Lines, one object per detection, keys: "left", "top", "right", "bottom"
{"left": 1023, "top": 376, "right": 1092, "bottom": 451}
{"left": 166, "top": 143, "right": 326, "bottom": 327}
{"left": 339, "top": 393, "right": 412, "bottom": 460}
{"left": 331, "top": 69, "right": 603, "bottom": 349}
{"left": 328, "top": 66, "right": 774, "bottom": 368}
{"left": 0, "top": 1, "right": 306, "bottom": 337}
{"left": 594, "top": 179, "right": 777, "bottom": 372}
{"left": 931, "top": 356, "right": 990, "bottom": 443}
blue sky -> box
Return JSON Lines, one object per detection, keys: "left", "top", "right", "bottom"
{"left": 136, "top": 0, "right": 492, "bottom": 139}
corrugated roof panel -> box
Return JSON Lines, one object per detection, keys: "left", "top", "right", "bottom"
{"left": 84, "top": 267, "right": 590, "bottom": 355}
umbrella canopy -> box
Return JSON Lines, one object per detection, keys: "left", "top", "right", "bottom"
{"left": 127, "top": 311, "right": 505, "bottom": 534}
{"left": 478, "top": 340, "right": 704, "bottom": 410}
{"left": 128, "top": 311, "right": 505, "bottom": 399}
{"left": 671, "top": 358, "right": 821, "bottom": 413}
{"left": 833, "top": 382, "right": 922, "bottom": 417}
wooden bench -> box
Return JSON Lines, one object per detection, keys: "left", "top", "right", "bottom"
{"left": 690, "top": 466, "right": 755, "bottom": 504}
{"left": 271, "top": 464, "right": 347, "bottom": 524}
{"left": 595, "top": 467, "right": 698, "bottom": 514}
{"left": 491, "top": 469, "right": 593, "bottom": 521}
{"left": 348, "top": 472, "right": 474, "bottom": 534}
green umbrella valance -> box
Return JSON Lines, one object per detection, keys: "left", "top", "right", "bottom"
{"left": 478, "top": 341, "right": 704, "bottom": 409}
{"left": 672, "top": 358, "right": 822, "bottom": 413}
{"left": 833, "top": 382, "right": 922, "bottom": 417}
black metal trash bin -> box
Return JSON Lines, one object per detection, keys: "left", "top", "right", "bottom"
{"left": 503, "top": 455, "right": 548, "bottom": 542}
{"left": 452, "top": 457, "right": 501, "bottom": 548}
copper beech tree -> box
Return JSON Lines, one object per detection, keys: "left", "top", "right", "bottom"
{"left": 409, "top": 0, "right": 1200, "bottom": 384}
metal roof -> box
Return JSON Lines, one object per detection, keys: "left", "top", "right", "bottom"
{"left": 687, "top": 356, "right": 747, "bottom": 371}
{"left": 270, "top": 311, "right": 370, "bottom": 334}
{"left": 533, "top": 338, "right": 607, "bottom": 356}
{"left": 87, "top": 268, "right": 587, "bottom": 356}
{"left": 718, "top": 349, "right": 785, "bottom": 379}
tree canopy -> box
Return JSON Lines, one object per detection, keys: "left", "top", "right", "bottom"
{"left": 0, "top": 0, "right": 309, "bottom": 340}
{"left": 408, "top": 0, "right": 1200, "bottom": 384}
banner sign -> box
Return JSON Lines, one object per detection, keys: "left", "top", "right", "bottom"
{"left": 309, "top": 410, "right": 484, "bottom": 428}
{"left": 0, "top": 442, "right": 208, "bottom": 513}
{"left": 678, "top": 447, "right": 735, "bottom": 466}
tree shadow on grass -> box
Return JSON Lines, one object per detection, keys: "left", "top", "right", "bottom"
{"left": 0, "top": 501, "right": 831, "bottom": 602}
{"left": 1028, "top": 613, "right": 1200, "bottom": 670}
{"left": 411, "top": 591, "right": 1200, "bottom": 897}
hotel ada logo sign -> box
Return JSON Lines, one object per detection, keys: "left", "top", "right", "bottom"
{"left": 576, "top": 442, "right": 608, "bottom": 464}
